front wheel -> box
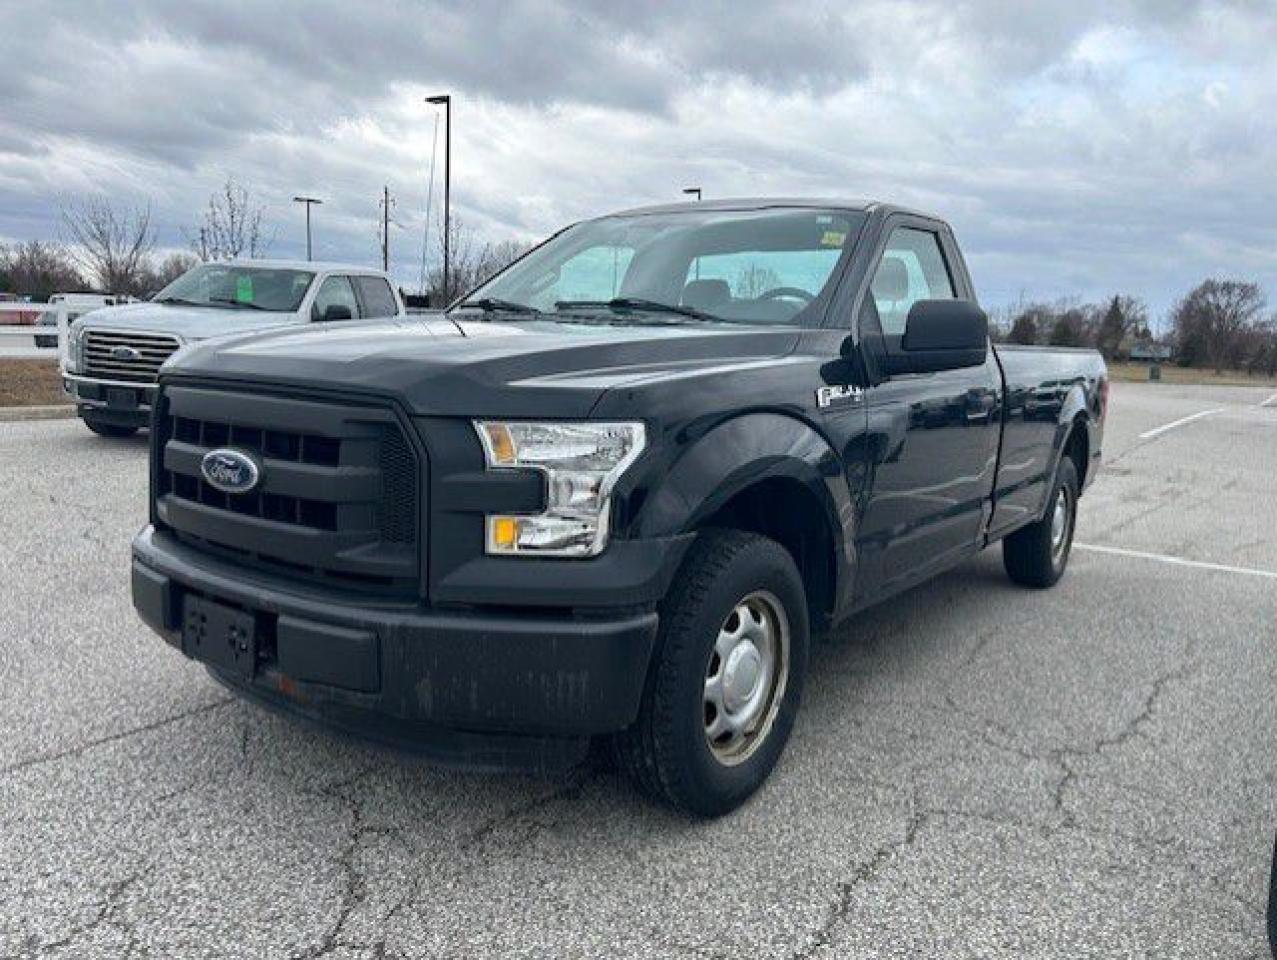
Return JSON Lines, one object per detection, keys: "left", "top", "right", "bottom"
{"left": 615, "top": 529, "right": 809, "bottom": 817}
{"left": 1003, "top": 457, "right": 1079, "bottom": 588}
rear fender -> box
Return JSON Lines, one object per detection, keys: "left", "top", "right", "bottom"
{"left": 1043, "top": 383, "right": 1093, "bottom": 512}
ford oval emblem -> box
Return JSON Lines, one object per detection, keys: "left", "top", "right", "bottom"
{"left": 200, "top": 448, "right": 261, "bottom": 494}
{"left": 111, "top": 345, "right": 141, "bottom": 361}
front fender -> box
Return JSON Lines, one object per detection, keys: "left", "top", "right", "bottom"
{"left": 632, "top": 412, "right": 854, "bottom": 602}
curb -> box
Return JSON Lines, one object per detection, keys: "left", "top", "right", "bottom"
{"left": 0, "top": 404, "right": 76, "bottom": 422}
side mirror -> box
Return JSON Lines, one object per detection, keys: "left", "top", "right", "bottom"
{"left": 320, "top": 304, "right": 353, "bottom": 322}
{"left": 882, "top": 299, "right": 988, "bottom": 375}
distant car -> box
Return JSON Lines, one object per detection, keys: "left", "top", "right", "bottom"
{"left": 61, "top": 260, "right": 406, "bottom": 438}
{"left": 0, "top": 292, "right": 42, "bottom": 325}
{"left": 34, "top": 293, "right": 129, "bottom": 348}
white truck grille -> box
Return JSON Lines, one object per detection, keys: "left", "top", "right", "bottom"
{"left": 84, "top": 330, "right": 181, "bottom": 383}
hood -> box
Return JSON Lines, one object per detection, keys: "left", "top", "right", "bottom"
{"left": 78, "top": 301, "right": 301, "bottom": 340}
{"left": 165, "top": 314, "right": 802, "bottom": 418}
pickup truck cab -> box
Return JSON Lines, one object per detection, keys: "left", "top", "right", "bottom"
{"left": 63, "top": 259, "right": 405, "bottom": 437}
{"left": 130, "top": 199, "right": 1107, "bottom": 815}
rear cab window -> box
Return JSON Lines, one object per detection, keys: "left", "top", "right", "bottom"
{"left": 354, "top": 276, "right": 399, "bottom": 318}
{"left": 311, "top": 275, "right": 361, "bottom": 321}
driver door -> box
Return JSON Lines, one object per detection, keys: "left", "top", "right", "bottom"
{"left": 855, "top": 221, "right": 1001, "bottom": 601}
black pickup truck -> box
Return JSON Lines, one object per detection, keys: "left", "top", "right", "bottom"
{"left": 131, "top": 199, "right": 1107, "bottom": 816}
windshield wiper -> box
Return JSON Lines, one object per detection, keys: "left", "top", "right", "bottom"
{"left": 208, "top": 297, "right": 268, "bottom": 311}
{"left": 154, "top": 296, "right": 207, "bottom": 307}
{"left": 555, "top": 298, "right": 720, "bottom": 322}
{"left": 454, "top": 297, "right": 540, "bottom": 316}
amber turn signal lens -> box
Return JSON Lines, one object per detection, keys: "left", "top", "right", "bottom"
{"left": 490, "top": 516, "right": 519, "bottom": 550}
{"left": 482, "top": 423, "right": 516, "bottom": 465}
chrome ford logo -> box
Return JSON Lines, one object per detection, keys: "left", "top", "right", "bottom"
{"left": 200, "top": 448, "right": 261, "bottom": 494}
{"left": 111, "top": 345, "right": 141, "bottom": 360}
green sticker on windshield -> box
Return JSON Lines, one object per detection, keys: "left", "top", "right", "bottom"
{"left": 820, "top": 230, "right": 847, "bottom": 248}
{"left": 236, "top": 276, "right": 254, "bottom": 302}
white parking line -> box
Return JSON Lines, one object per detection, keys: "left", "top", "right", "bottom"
{"left": 1138, "top": 408, "right": 1225, "bottom": 441}
{"left": 1261, "top": 393, "right": 1277, "bottom": 408}
{"left": 1075, "top": 543, "right": 1277, "bottom": 580}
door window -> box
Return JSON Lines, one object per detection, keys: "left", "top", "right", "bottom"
{"left": 354, "top": 276, "right": 398, "bottom": 318}
{"left": 311, "top": 275, "right": 361, "bottom": 321}
{"left": 868, "top": 228, "right": 955, "bottom": 335}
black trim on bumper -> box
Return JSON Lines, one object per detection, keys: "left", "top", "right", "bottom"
{"left": 67, "top": 377, "right": 156, "bottom": 428}
{"left": 132, "top": 527, "right": 662, "bottom": 761}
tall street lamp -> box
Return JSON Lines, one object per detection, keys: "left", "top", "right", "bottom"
{"left": 682, "top": 187, "right": 702, "bottom": 201}
{"left": 292, "top": 195, "right": 323, "bottom": 261}
{"left": 425, "top": 94, "right": 451, "bottom": 303}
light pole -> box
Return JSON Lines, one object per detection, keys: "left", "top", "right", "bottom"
{"left": 425, "top": 94, "right": 451, "bottom": 303}
{"left": 292, "top": 196, "right": 323, "bottom": 261}
{"left": 683, "top": 187, "right": 702, "bottom": 201}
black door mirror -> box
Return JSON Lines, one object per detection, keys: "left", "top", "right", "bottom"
{"left": 320, "top": 304, "right": 353, "bottom": 322}
{"left": 882, "top": 299, "right": 988, "bottom": 375}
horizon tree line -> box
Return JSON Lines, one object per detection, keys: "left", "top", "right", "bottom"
{"left": 3, "top": 189, "right": 1276, "bottom": 376}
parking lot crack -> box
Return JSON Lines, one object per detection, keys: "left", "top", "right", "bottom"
{"left": 460, "top": 771, "right": 595, "bottom": 855}
{"left": 1049, "top": 654, "right": 1200, "bottom": 825}
{"left": 0, "top": 696, "right": 235, "bottom": 779}
{"left": 291, "top": 767, "right": 391, "bottom": 960}
{"left": 36, "top": 867, "right": 151, "bottom": 957}
{"left": 789, "top": 797, "right": 931, "bottom": 959}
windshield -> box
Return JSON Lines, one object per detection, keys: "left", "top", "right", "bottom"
{"left": 456, "top": 207, "right": 866, "bottom": 326}
{"left": 155, "top": 264, "right": 315, "bottom": 312}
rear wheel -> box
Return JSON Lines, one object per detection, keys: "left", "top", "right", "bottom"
{"left": 615, "top": 529, "right": 809, "bottom": 817}
{"left": 1003, "top": 458, "right": 1078, "bottom": 588}
{"left": 82, "top": 416, "right": 138, "bottom": 439}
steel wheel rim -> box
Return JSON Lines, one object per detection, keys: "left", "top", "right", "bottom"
{"left": 1050, "top": 486, "right": 1072, "bottom": 562}
{"left": 702, "top": 590, "right": 789, "bottom": 766}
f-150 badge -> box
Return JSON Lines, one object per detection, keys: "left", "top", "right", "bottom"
{"left": 816, "top": 384, "right": 864, "bottom": 408}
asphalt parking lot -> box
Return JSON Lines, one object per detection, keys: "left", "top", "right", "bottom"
{"left": 1, "top": 380, "right": 1274, "bottom": 959}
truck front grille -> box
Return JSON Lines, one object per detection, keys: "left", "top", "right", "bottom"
{"left": 84, "top": 329, "right": 181, "bottom": 382}
{"left": 153, "top": 385, "right": 422, "bottom": 596}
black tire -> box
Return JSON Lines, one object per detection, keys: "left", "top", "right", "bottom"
{"left": 615, "top": 529, "right": 809, "bottom": 817}
{"left": 82, "top": 417, "right": 138, "bottom": 439}
{"left": 1003, "top": 457, "right": 1079, "bottom": 588}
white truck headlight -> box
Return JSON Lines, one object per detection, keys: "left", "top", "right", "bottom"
{"left": 474, "top": 421, "right": 646, "bottom": 557}
{"left": 66, "top": 322, "right": 86, "bottom": 373}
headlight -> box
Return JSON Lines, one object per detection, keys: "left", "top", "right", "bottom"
{"left": 474, "top": 421, "right": 646, "bottom": 557}
{"left": 66, "top": 323, "right": 86, "bottom": 372}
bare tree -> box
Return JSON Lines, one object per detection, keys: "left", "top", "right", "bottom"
{"left": 1007, "top": 311, "right": 1039, "bottom": 345}
{"left": 141, "top": 251, "right": 200, "bottom": 293}
{"left": 0, "top": 240, "right": 85, "bottom": 300}
{"left": 1171, "top": 279, "right": 1266, "bottom": 372}
{"left": 188, "top": 178, "right": 272, "bottom": 261}
{"left": 1095, "top": 295, "right": 1148, "bottom": 359}
{"left": 733, "top": 265, "right": 782, "bottom": 299}
{"left": 61, "top": 198, "right": 155, "bottom": 295}
{"left": 423, "top": 218, "right": 531, "bottom": 306}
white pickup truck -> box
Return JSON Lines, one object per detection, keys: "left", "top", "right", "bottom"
{"left": 62, "top": 259, "right": 406, "bottom": 437}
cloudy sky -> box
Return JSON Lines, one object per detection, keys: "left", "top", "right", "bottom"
{"left": 3, "top": 0, "right": 1276, "bottom": 322}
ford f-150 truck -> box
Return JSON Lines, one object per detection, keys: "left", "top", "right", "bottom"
{"left": 131, "top": 199, "right": 1107, "bottom": 816}
{"left": 63, "top": 260, "right": 405, "bottom": 437}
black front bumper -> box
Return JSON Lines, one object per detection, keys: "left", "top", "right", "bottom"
{"left": 65, "top": 375, "right": 156, "bottom": 428}
{"left": 132, "top": 526, "right": 662, "bottom": 772}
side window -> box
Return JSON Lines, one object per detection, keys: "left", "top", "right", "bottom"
{"left": 354, "top": 276, "right": 398, "bottom": 318}
{"left": 311, "top": 275, "right": 361, "bottom": 321}
{"left": 868, "top": 228, "right": 955, "bottom": 336}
